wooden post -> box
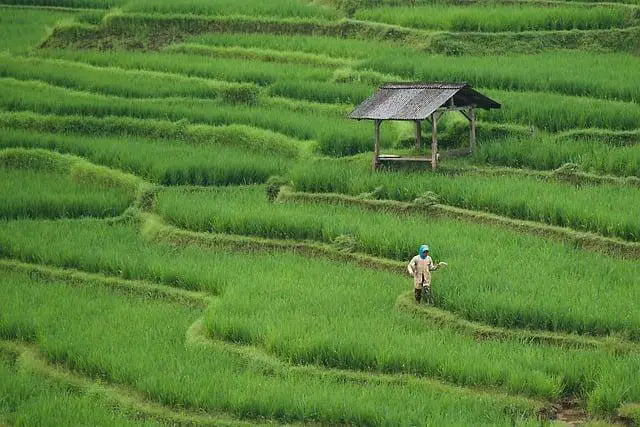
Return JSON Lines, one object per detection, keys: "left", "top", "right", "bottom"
{"left": 469, "top": 107, "right": 476, "bottom": 152}
{"left": 431, "top": 113, "right": 438, "bottom": 170}
{"left": 372, "top": 119, "right": 381, "bottom": 171}
{"left": 415, "top": 120, "right": 421, "bottom": 150}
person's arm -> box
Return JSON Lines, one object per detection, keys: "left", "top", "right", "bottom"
{"left": 429, "top": 257, "right": 447, "bottom": 271}
{"left": 433, "top": 260, "right": 448, "bottom": 270}
{"left": 407, "top": 258, "right": 415, "bottom": 276}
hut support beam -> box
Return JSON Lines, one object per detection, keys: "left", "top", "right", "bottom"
{"left": 469, "top": 107, "right": 476, "bottom": 152}
{"left": 431, "top": 112, "right": 438, "bottom": 169}
{"left": 372, "top": 119, "right": 381, "bottom": 171}
{"left": 415, "top": 120, "right": 422, "bottom": 150}
{"left": 459, "top": 107, "right": 477, "bottom": 152}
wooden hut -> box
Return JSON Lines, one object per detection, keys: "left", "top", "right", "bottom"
{"left": 348, "top": 82, "right": 501, "bottom": 171}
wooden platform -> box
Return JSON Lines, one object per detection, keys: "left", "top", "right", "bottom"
{"left": 378, "top": 155, "right": 432, "bottom": 162}
{"left": 376, "top": 154, "right": 433, "bottom": 166}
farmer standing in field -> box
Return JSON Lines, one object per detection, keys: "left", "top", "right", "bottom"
{"left": 407, "top": 244, "right": 446, "bottom": 304}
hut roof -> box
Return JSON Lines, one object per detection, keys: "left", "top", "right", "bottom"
{"left": 348, "top": 82, "right": 500, "bottom": 121}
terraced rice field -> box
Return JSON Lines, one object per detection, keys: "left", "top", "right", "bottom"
{"left": 1, "top": 0, "right": 639, "bottom": 425}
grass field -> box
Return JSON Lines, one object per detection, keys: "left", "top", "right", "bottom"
{"left": 1, "top": 1, "right": 639, "bottom": 425}
{"left": 354, "top": 4, "right": 637, "bottom": 32}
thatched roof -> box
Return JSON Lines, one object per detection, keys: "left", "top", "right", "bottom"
{"left": 348, "top": 82, "right": 500, "bottom": 121}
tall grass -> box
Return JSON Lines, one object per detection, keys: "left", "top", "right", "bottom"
{"left": 163, "top": 43, "right": 354, "bottom": 68}
{"left": 0, "top": 168, "right": 132, "bottom": 219}
{"left": 325, "top": 0, "right": 640, "bottom": 7}
{"left": 480, "top": 88, "right": 640, "bottom": 132}
{"left": 0, "top": 266, "right": 547, "bottom": 425}
{"left": 38, "top": 49, "right": 334, "bottom": 85}
{"left": 0, "top": 220, "right": 225, "bottom": 292}
{"left": 0, "top": 129, "right": 291, "bottom": 186}
{"left": 25, "top": 53, "right": 640, "bottom": 135}
{"left": 267, "top": 79, "right": 372, "bottom": 105}
{"left": 0, "top": 0, "right": 124, "bottom": 7}
{"left": 0, "top": 7, "right": 75, "bottom": 53}
{"left": 1, "top": 222, "right": 639, "bottom": 416}
{"left": 154, "top": 185, "right": 640, "bottom": 337}
{"left": 475, "top": 135, "right": 640, "bottom": 177}
{"left": 0, "top": 111, "right": 304, "bottom": 158}
{"left": 354, "top": 4, "right": 635, "bottom": 32}
{"left": 360, "top": 51, "right": 640, "bottom": 103}
{"left": 187, "top": 32, "right": 401, "bottom": 60}
{"left": 289, "top": 159, "right": 640, "bottom": 241}
{"left": 0, "top": 79, "right": 392, "bottom": 155}
{"left": 183, "top": 35, "right": 640, "bottom": 103}
{"left": 0, "top": 55, "right": 259, "bottom": 103}
{"left": 0, "top": 148, "right": 139, "bottom": 218}
{"left": 122, "top": 0, "right": 341, "bottom": 19}
{"left": 0, "top": 356, "right": 161, "bottom": 427}
{"left": 427, "top": 25, "right": 640, "bottom": 55}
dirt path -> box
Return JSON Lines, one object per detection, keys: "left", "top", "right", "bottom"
{"left": 550, "top": 399, "right": 634, "bottom": 427}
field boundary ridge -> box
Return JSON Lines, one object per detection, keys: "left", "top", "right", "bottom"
{"left": 277, "top": 188, "right": 640, "bottom": 259}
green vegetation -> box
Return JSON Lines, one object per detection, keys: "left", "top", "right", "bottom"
{"left": 0, "top": 7, "right": 75, "bottom": 53}
{"left": 164, "top": 43, "right": 355, "bottom": 68}
{"left": 1, "top": 221, "right": 639, "bottom": 418}
{"left": 0, "top": 148, "right": 140, "bottom": 219}
{"left": 354, "top": 4, "right": 636, "bottom": 32}
{"left": 0, "top": 168, "right": 132, "bottom": 219}
{"left": 0, "top": 128, "right": 293, "bottom": 186}
{"left": 289, "top": 160, "right": 640, "bottom": 241}
{"left": 0, "top": 54, "right": 259, "bottom": 102}
{"left": 482, "top": 89, "right": 640, "bottom": 132}
{"left": 123, "top": 0, "right": 341, "bottom": 19}
{"left": 0, "top": 78, "right": 394, "bottom": 155}
{"left": 154, "top": 185, "right": 640, "bottom": 337}
{"left": 0, "top": 350, "right": 164, "bottom": 427}
{"left": 1, "top": 0, "right": 639, "bottom": 424}
{"left": 0, "top": 0, "right": 124, "bottom": 7}
{"left": 360, "top": 51, "right": 640, "bottom": 103}
{"left": 38, "top": 49, "right": 334, "bottom": 85}
{"left": 187, "top": 32, "right": 395, "bottom": 60}
{"left": 0, "top": 265, "right": 550, "bottom": 426}
{"left": 0, "top": 111, "right": 304, "bottom": 157}
{"left": 476, "top": 135, "right": 640, "bottom": 176}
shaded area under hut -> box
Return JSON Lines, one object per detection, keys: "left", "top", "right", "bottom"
{"left": 348, "top": 83, "right": 501, "bottom": 170}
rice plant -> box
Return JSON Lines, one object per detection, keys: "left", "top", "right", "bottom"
{"left": 37, "top": 49, "right": 334, "bottom": 85}
{"left": 289, "top": 159, "right": 640, "bottom": 241}
{"left": 1, "top": 222, "right": 639, "bottom": 416}
{"left": 267, "top": 79, "right": 373, "bottom": 105}
{"left": 122, "top": 0, "right": 341, "bottom": 19}
{"left": 186, "top": 32, "right": 402, "bottom": 61}
{"left": 0, "top": 7, "right": 75, "bottom": 53}
{"left": 0, "top": 266, "right": 548, "bottom": 425}
{"left": 0, "top": 148, "right": 139, "bottom": 219}
{"left": 0, "top": 129, "right": 292, "bottom": 186}
{"left": 480, "top": 88, "right": 640, "bottom": 132}
{"left": 0, "top": 356, "right": 161, "bottom": 426}
{"left": 163, "top": 43, "right": 355, "bottom": 68}
{"left": 360, "top": 51, "right": 640, "bottom": 103}
{"left": 475, "top": 134, "right": 640, "bottom": 177}
{"left": 0, "top": 54, "right": 259, "bottom": 102}
{"left": 0, "top": 168, "right": 133, "bottom": 219}
{"left": 354, "top": 4, "right": 635, "bottom": 32}
{"left": 0, "top": 79, "right": 394, "bottom": 155}
{"left": 0, "top": 112, "right": 304, "bottom": 158}
{"left": 0, "top": 0, "right": 124, "bottom": 7}
{"left": 153, "top": 184, "right": 640, "bottom": 337}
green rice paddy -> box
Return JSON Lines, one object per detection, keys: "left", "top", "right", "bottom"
{"left": 1, "top": 2, "right": 639, "bottom": 425}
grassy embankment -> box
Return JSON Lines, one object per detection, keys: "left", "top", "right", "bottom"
{"left": 1, "top": 2, "right": 640, "bottom": 425}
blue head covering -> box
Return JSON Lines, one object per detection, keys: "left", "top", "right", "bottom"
{"left": 418, "top": 244, "right": 430, "bottom": 259}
